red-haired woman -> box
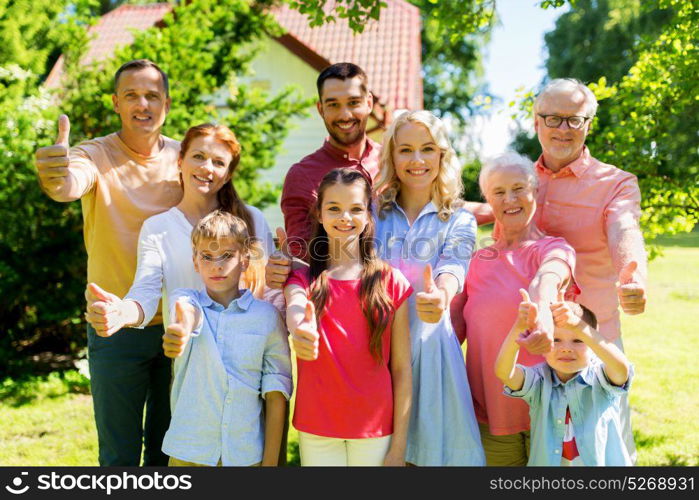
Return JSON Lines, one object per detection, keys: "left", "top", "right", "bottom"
{"left": 84, "top": 122, "right": 274, "bottom": 337}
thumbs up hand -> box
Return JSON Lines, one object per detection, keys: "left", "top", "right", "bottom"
{"left": 515, "top": 288, "right": 554, "bottom": 354}
{"left": 35, "top": 115, "right": 71, "bottom": 192}
{"left": 266, "top": 227, "right": 292, "bottom": 289}
{"left": 292, "top": 300, "right": 320, "bottom": 361}
{"left": 84, "top": 282, "right": 126, "bottom": 337}
{"left": 416, "top": 264, "right": 446, "bottom": 323}
{"left": 550, "top": 289, "right": 583, "bottom": 331}
{"left": 514, "top": 288, "right": 538, "bottom": 332}
{"left": 162, "top": 300, "right": 196, "bottom": 358}
{"left": 617, "top": 261, "right": 646, "bottom": 315}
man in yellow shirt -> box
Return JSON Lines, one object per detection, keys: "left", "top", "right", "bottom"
{"left": 34, "top": 59, "right": 182, "bottom": 466}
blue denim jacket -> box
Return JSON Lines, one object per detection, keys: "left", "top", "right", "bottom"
{"left": 505, "top": 358, "right": 633, "bottom": 466}
{"left": 162, "top": 288, "right": 292, "bottom": 466}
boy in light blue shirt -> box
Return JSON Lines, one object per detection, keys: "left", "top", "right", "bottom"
{"left": 495, "top": 289, "right": 632, "bottom": 466}
{"left": 161, "top": 210, "right": 292, "bottom": 466}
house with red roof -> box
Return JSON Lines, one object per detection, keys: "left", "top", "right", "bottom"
{"left": 46, "top": 1, "right": 423, "bottom": 227}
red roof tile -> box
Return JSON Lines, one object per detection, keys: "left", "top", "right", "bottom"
{"left": 46, "top": 1, "right": 422, "bottom": 111}
{"left": 273, "top": 1, "right": 422, "bottom": 111}
{"left": 45, "top": 3, "right": 174, "bottom": 88}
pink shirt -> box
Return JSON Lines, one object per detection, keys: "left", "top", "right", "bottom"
{"left": 463, "top": 237, "right": 576, "bottom": 435}
{"left": 280, "top": 138, "right": 381, "bottom": 259}
{"left": 287, "top": 266, "right": 412, "bottom": 438}
{"left": 534, "top": 147, "right": 642, "bottom": 340}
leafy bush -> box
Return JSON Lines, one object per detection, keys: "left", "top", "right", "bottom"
{"left": 0, "top": 0, "right": 311, "bottom": 373}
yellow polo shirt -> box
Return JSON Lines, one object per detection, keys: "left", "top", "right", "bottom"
{"left": 70, "top": 132, "right": 182, "bottom": 326}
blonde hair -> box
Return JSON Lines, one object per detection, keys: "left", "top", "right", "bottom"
{"left": 191, "top": 210, "right": 265, "bottom": 298}
{"left": 375, "top": 110, "right": 463, "bottom": 222}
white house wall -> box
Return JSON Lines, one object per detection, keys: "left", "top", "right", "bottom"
{"left": 240, "top": 37, "right": 328, "bottom": 231}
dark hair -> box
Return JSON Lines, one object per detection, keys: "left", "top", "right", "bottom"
{"left": 309, "top": 168, "right": 393, "bottom": 363}
{"left": 114, "top": 59, "right": 169, "bottom": 97}
{"left": 579, "top": 304, "right": 598, "bottom": 329}
{"left": 179, "top": 123, "right": 254, "bottom": 241}
{"left": 316, "top": 62, "right": 368, "bottom": 100}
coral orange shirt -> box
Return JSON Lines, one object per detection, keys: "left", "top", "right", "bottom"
{"left": 533, "top": 147, "right": 642, "bottom": 340}
{"left": 287, "top": 266, "right": 412, "bottom": 439}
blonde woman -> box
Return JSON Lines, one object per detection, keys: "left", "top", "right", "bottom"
{"left": 374, "top": 110, "right": 485, "bottom": 466}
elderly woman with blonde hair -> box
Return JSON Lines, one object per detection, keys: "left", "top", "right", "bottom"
{"left": 458, "top": 151, "right": 577, "bottom": 466}
{"left": 374, "top": 110, "right": 485, "bottom": 466}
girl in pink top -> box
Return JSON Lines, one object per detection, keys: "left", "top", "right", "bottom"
{"left": 460, "top": 152, "right": 576, "bottom": 466}
{"left": 284, "top": 168, "right": 413, "bottom": 466}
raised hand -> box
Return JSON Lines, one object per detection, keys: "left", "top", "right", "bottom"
{"left": 35, "top": 115, "right": 71, "bottom": 192}
{"left": 162, "top": 300, "right": 194, "bottom": 358}
{"left": 84, "top": 282, "right": 127, "bottom": 337}
{"left": 266, "top": 227, "right": 292, "bottom": 289}
{"left": 617, "top": 260, "right": 646, "bottom": 315}
{"left": 416, "top": 264, "right": 446, "bottom": 323}
{"left": 514, "top": 288, "right": 538, "bottom": 331}
{"left": 515, "top": 288, "right": 554, "bottom": 354}
{"left": 550, "top": 290, "right": 584, "bottom": 331}
{"left": 292, "top": 301, "right": 319, "bottom": 361}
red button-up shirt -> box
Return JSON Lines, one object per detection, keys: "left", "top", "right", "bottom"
{"left": 280, "top": 137, "right": 381, "bottom": 258}
{"left": 533, "top": 147, "right": 642, "bottom": 340}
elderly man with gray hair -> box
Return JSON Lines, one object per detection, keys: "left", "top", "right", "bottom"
{"left": 529, "top": 78, "right": 646, "bottom": 462}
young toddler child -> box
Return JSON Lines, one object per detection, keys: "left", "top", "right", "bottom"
{"left": 161, "top": 210, "right": 292, "bottom": 466}
{"left": 494, "top": 289, "right": 633, "bottom": 466}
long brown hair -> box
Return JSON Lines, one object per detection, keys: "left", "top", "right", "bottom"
{"left": 181, "top": 123, "right": 264, "bottom": 297}
{"left": 309, "top": 168, "right": 393, "bottom": 363}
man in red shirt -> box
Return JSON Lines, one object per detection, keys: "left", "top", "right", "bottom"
{"left": 279, "top": 62, "right": 381, "bottom": 260}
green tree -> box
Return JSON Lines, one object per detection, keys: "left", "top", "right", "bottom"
{"left": 0, "top": 0, "right": 90, "bottom": 78}
{"left": 543, "top": 0, "right": 672, "bottom": 84}
{"left": 0, "top": 0, "right": 92, "bottom": 372}
{"left": 586, "top": 0, "right": 698, "bottom": 244}
{"left": 0, "top": 0, "right": 310, "bottom": 372}
{"left": 512, "top": 0, "right": 698, "bottom": 249}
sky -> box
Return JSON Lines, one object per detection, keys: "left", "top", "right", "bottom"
{"left": 472, "top": 0, "right": 566, "bottom": 158}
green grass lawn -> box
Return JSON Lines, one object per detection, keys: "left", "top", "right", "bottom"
{"left": 1, "top": 231, "right": 697, "bottom": 466}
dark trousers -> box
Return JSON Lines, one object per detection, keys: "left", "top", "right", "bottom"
{"left": 87, "top": 324, "right": 171, "bottom": 466}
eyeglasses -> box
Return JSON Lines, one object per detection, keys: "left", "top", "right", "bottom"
{"left": 537, "top": 114, "right": 591, "bottom": 129}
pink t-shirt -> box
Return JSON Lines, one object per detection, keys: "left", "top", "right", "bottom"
{"left": 463, "top": 237, "right": 576, "bottom": 436}
{"left": 287, "top": 266, "right": 412, "bottom": 438}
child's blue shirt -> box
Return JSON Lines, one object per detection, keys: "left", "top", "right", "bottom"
{"left": 162, "top": 288, "right": 292, "bottom": 466}
{"left": 505, "top": 357, "right": 633, "bottom": 466}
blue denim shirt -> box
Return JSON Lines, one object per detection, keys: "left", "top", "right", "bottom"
{"left": 505, "top": 358, "right": 633, "bottom": 466}
{"left": 162, "top": 288, "right": 292, "bottom": 466}
{"left": 374, "top": 202, "right": 476, "bottom": 294}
